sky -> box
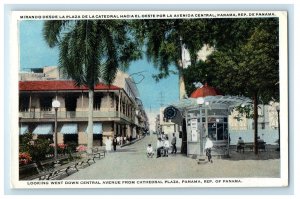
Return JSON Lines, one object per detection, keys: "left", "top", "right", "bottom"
{"left": 19, "top": 20, "right": 179, "bottom": 121}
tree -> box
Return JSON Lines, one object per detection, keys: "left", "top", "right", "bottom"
{"left": 134, "top": 18, "right": 279, "bottom": 155}
{"left": 43, "top": 20, "right": 142, "bottom": 151}
{"left": 183, "top": 18, "right": 279, "bottom": 154}
{"left": 132, "top": 19, "right": 211, "bottom": 81}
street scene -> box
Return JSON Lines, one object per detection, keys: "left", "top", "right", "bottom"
{"left": 14, "top": 11, "right": 287, "bottom": 188}
{"left": 64, "top": 134, "right": 280, "bottom": 180}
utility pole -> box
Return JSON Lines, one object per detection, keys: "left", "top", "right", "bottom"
{"left": 158, "top": 92, "right": 165, "bottom": 107}
{"left": 179, "top": 36, "right": 187, "bottom": 100}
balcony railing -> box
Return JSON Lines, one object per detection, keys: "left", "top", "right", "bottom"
{"left": 19, "top": 110, "right": 135, "bottom": 124}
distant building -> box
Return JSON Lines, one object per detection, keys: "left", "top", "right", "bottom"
{"left": 19, "top": 66, "right": 64, "bottom": 81}
{"left": 19, "top": 66, "right": 149, "bottom": 146}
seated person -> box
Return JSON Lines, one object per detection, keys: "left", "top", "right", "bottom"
{"left": 257, "top": 136, "right": 266, "bottom": 151}
{"left": 257, "top": 136, "right": 264, "bottom": 143}
{"left": 236, "top": 137, "right": 245, "bottom": 152}
{"left": 156, "top": 137, "right": 164, "bottom": 158}
{"left": 147, "top": 144, "right": 154, "bottom": 158}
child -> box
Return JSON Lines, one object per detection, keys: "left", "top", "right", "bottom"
{"left": 147, "top": 144, "right": 154, "bottom": 158}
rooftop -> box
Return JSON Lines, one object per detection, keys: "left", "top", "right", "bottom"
{"left": 19, "top": 80, "right": 121, "bottom": 91}
{"left": 190, "top": 83, "right": 222, "bottom": 98}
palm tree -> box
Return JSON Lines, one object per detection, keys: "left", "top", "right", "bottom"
{"left": 43, "top": 20, "right": 141, "bottom": 151}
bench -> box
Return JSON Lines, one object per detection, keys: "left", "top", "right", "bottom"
{"left": 19, "top": 163, "right": 54, "bottom": 180}
{"left": 70, "top": 151, "right": 96, "bottom": 167}
{"left": 258, "top": 141, "right": 266, "bottom": 152}
{"left": 39, "top": 154, "right": 71, "bottom": 172}
{"left": 236, "top": 142, "right": 266, "bottom": 153}
{"left": 90, "top": 147, "right": 106, "bottom": 159}
{"left": 236, "top": 142, "right": 254, "bottom": 153}
{"left": 20, "top": 149, "right": 106, "bottom": 180}
{"left": 36, "top": 155, "right": 78, "bottom": 180}
{"left": 39, "top": 152, "right": 98, "bottom": 180}
{"left": 212, "top": 143, "right": 229, "bottom": 155}
{"left": 19, "top": 163, "right": 40, "bottom": 180}
{"left": 45, "top": 161, "right": 81, "bottom": 179}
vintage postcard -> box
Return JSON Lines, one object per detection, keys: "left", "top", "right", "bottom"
{"left": 10, "top": 10, "right": 288, "bottom": 188}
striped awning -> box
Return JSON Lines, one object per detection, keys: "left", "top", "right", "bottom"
{"left": 85, "top": 123, "right": 102, "bottom": 134}
{"left": 19, "top": 125, "right": 29, "bottom": 135}
{"left": 60, "top": 123, "right": 78, "bottom": 134}
{"left": 33, "top": 124, "right": 53, "bottom": 135}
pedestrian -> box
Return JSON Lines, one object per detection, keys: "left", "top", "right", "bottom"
{"left": 205, "top": 136, "right": 213, "bottom": 163}
{"left": 105, "top": 136, "right": 112, "bottom": 152}
{"left": 113, "top": 136, "right": 117, "bottom": 151}
{"left": 163, "top": 136, "right": 170, "bottom": 157}
{"left": 171, "top": 133, "right": 177, "bottom": 154}
{"left": 117, "top": 136, "right": 120, "bottom": 145}
{"left": 156, "top": 137, "right": 164, "bottom": 158}
{"left": 120, "top": 136, "right": 124, "bottom": 145}
{"left": 99, "top": 134, "right": 103, "bottom": 146}
{"left": 147, "top": 144, "right": 154, "bottom": 158}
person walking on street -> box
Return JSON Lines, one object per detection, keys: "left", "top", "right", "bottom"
{"left": 113, "top": 136, "right": 118, "bottom": 151}
{"left": 171, "top": 133, "right": 177, "bottom": 154}
{"left": 163, "top": 136, "right": 170, "bottom": 157}
{"left": 205, "top": 136, "right": 214, "bottom": 163}
{"left": 105, "top": 136, "right": 112, "bottom": 152}
{"left": 156, "top": 137, "right": 164, "bottom": 158}
{"left": 117, "top": 136, "right": 120, "bottom": 145}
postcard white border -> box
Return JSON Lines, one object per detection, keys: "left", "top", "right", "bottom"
{"left": 9, "top": 10, "right": 288, "bottom": 189}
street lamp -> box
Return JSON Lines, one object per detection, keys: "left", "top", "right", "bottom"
{"left": 52, "top": 99, "right": 60, "bottom": 160}
{"left": 276, "top": 105, "right": 280, "bottom": 151}
{"left": 197, "top": 97, "right": 205, "bottom": 156}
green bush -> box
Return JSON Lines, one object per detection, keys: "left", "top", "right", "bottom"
{"left": 19, "top": 132, "right": 53, "bottom": 162}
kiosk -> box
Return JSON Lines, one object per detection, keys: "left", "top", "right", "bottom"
{"left": 168, "top": 84, "right": 251, "bottom": 158}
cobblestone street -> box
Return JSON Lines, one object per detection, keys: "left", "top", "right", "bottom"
{"left": 64, "top": 134, "right": 280, "bottom": 180}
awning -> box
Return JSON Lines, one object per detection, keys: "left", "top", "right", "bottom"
{"left": 33, "top": 124, "right": 53, "bottom": 135}
{"left": 19, "top": 125, "right": 29, "bottom": 135}
{"left": 85, "top": 123, "right": 102, "bottom": 134}
{"left": 171, "top": 95, "right": 252, "bottom": 110}
{"left": 60, "top": 123, "right": 78, "bottom": 134}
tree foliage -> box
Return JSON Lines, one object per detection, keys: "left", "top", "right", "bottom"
{"left": 43, "top": 20, "right": 142, "bottom": 87}
{"left": 182, "top": 18, "right": 279, "bottom": 154}
{"left": 183, "top": 18, "right": 279, "bottom": 100}
{"left": 43, "top": 20, "right": 142, "bottom": 150}
{"left": 206, "top": 18, "right": 279, "bottom": 102}
{"left": 131, "top": 19, "right": 212, "bottom": 81}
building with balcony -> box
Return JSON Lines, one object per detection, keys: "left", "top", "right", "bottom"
{"left": 19, "top": 67, "right": 149, "bottom": 146}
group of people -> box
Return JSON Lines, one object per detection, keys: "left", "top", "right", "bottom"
{"left": 105, "top": 136, "right": 129, "bottom": 152}
{"left": 106, "top": 135, "right": 138, "bottom": 152}
{"left": 146, "top": 133, "right": 177, "bottom": 158}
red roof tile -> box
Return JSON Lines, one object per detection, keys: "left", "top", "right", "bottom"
{"left": 19, "top": 80, "right": 121, "bottom": 91}
{"left": 190, "top": 83, "right": 222, "bottom": 98}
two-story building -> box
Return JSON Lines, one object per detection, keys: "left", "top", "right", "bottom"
{"left": 19, "top": 67, "right": 148, "bottom": 146}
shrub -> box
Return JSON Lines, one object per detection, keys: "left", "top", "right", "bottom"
{"left": 19, "top": 132, "right": 53, "bottom": 162}
{"left": 76, "top": 145, "right": 87, "bottom": 152}
{"left": 19, "top": 152, "right": 32, "bottom": 165}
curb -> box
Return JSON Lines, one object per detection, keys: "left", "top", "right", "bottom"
{"left": 120, "top": 136, "right": 146, "bottom": 148}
